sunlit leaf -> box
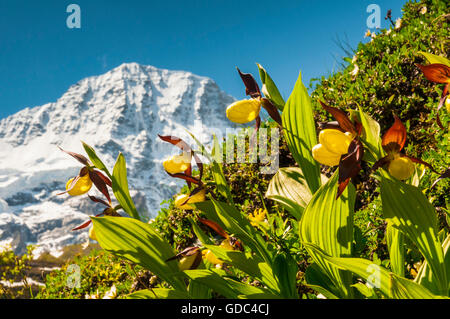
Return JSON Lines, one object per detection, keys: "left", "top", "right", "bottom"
{"left": 282, "top": 72, "right": 321, "bottom": 193}
{"left": 91, "top": 216, "right": 186, "bottom": 291}
{"left": 112, "top": 153, "right": 140, "bottom": 220}
{"left": 257, "top": 63, "right": 285, "bottom": 111}
{"left": 127, "top": 289, "right": 190, "bottom": 299}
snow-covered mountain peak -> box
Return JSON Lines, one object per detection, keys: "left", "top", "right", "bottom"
{"left": 0, "top": 63, "right": 236, "bottom": 256}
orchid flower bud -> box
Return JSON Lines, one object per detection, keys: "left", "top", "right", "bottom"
{"left": 65, "top": 174, "right": 93, "bottom": 196}
{"left": 163, "top": 152, "right": 191, "bottom": 174}
{"left": 202, "top": 239, "right": 235, "bottom": 265}
{"left": 226, "top": 99, "right": 261, "bottom": 124}
{"left": 174, "top": 188, "right": 206, "bottom": 210}
{"left": 312, "top": 129, "right": 353, "bottom": 166}
{"left": 388, "top": 157, "right": 415, "bottom": 180}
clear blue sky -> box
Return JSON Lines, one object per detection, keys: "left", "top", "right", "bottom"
{"left": 0, "top": 0, "right": 406, "bottom": 119}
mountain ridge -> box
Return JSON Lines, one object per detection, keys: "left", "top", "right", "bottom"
{"left": 0, "top": 62, "right": 236, "bottom": 256}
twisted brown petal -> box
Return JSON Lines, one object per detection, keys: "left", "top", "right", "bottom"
{"left": 237, "top": 67, "right": 261, "bottom": 98}
{"left": 58, "top": 146, "right": 89, "bottom": 166}
{"left": 198, "top": 217, "right": 229, "bottom": 239}
{"left": 89, "top": 170, "right": 111, "bottom": 204}
{"left": 337, "top": 139, "right": 363, "bottom": 199}
{"left": 319, "top": 101, "right": 356, "bottom": 135}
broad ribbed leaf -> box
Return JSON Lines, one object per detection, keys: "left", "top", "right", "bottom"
{"left": 211, "top": 135, "right": 234, "bottom": 204}
{"left": 203, "top": 244, "right": 279, "bottom": 293}
{"left": 380, "top": 177, "right": 447, "bottom": 295}
{"left": 305, "top": 243, "right": 446, "bottom": 299}
{"left": 282, "top": 72, "right": 321, "bottom": 194}
{"left": 112, "top": 153, "right": 140, "bottom": 220}
{"left": 415, "top": 234, "right": 450, "bottom": 296}
{"left": 386, "top": 221, "right": 405, "bottom": 277}
{"left": 183, "top": 269, "right": 238, "bottom": 299}
{"left": 127, "top": 289, "right": 190, "bottom": 299}
{"left": 257, "top": 63, "right": 285, "bottom": 111}
{"left": 266, "top": 168, "right": 328, "bottom": 220}
{"left": 299, "top": 171, "right": 355, "bottom": 298}
{"left": 224, "top": 278, "right": 281, "bottom": 299}
{"left": 357, "top": 108, "right": 382, "bottom": 164}
{"left": 91, "top": 216, "right": 185, "bottom": 291}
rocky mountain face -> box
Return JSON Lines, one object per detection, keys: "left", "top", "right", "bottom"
{"left": 0, "top": 63, "right": 235, "bottom": 256}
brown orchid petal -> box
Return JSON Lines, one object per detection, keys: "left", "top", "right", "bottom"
{"left": 431, "top": 168, "right": 450, "bottom": 189}
{"left": 58, "top": 146, "right": 89, "bottom": 166}
{"left": 404, "top": 155, "right": 438, "bottom": 174}
{"left": 89, "top": 170, "right": 111, "bottom": 204}
{"left": 165, "top": 246, "right": 201, "bottom": 262}
{"left": 88, "top": 195, "right": 110, "bottom": 207}
{"left": 337, "top": 139, "right": 363, "bottom": 199}
{"left": 158, "top": 135, "right": 194, "bottom": 154}
{"left": 237, "top": 67, "right": 261, "bottom": 98}
{"left": 382, "top": 116, "right": 406, "bottom": 153}
{"left": 184, "top": 164, "right": 192, "bottom": 189}
{"left": 416, "top": 63, "right": 450, "bottom": 84}
{"left": 261, "top": 98, "right": 282, "bottom": 126}
{"left": 166, "top": 172, "right": 201, "bottom": 185}
{"left": 319, "top": 101, "right": 356, "bottom": 135}
{"left": 193, "top": 153, "right": 204, "bottom": 181}
{"left": 94, "top": 170, "right": 112, "bottom": 187}
{"left": 72, "top": 212, "right": 104, "bottom": 231}
{"left": 249, "top": 115, "right": 261, "bottom": 155}
{"left": 198, "top": 217, "right": 229, "bottom": 239}
{"left": 56, "top": 175, "right": 81, "bottom": 195}
{"left": 102, "top": 207, "right": 121, "bottom": 217}
{"left": 372, "top": 155, "right": 391, "bottom": 172}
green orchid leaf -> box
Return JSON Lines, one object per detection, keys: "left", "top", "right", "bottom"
{"left": 182, "top": 269, "right": 238, "bottom": 299}
{"left": 380, "top": 177, "right": 447, "bottom": 295}
{"left": 386, "top": 221, "right": 405, "bottom": 277}
{"left": 299, "top": 171, "right": 355, "bottom": 298}
{"left": 127, "top": 289, "right": 190, "bottom": 299}
{"left": 112, "top": 153, "right": 140, "bottom": 220}
{"left": 257, "top": 63, "right": 285, "bottom": 111}
{"left": 418, "top": 52, "right": 450, "bottom": 67}
{"left": 81, "top": 141, "right": 112, "bottom": 177}
{"left": 91, "top": 216, "right": 186, "bottom": 291}
{"left": 282, "top": 71, "right": 321, "bottom": 194}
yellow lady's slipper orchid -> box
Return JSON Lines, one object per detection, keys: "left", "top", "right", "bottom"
{"left": 202, "top": 239, "right": 235, "bottom": 265}
{"left": 226, "top": 99, "right": 261, "bottom": 124}
{"left": 178, "top": 254, "right": 200, "bottom": 271}
{"left": 89, "top": 226, "right": 97, "bottom": 242}
{"left": 312, "top": 129, "right": 353, "bottom": 167}
{"left": 163, "top": 153, "right": 191, "bottom": 174}
{"left": 388, "top": 157, "right": 415, "bottom": 181}
{"left": 174, "top": 188, "right": 206, "bottom": 210}
{"left": 65, "top": 174, "right": 93, "bottom": 196}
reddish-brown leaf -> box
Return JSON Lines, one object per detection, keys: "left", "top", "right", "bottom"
{"left": 166, "top": 172, "right": 201, "bottom": 185}
{"left": 382, "top": 116, "right": 406, "bottom": 153}
{"left": 416, "top": 63, "right": 450, "bottom": 84}
{"left": 319, "top": 101, "right": 356, "bottom": 135}
{"left": 237, "top": 67, "right": 261, "bottom": 98}
{"left": 404, "top": 155, "right": 437, "bottom": 174}
{"left": 371, "top": 155, "right": 390, "bottom": 172}
{"left": 165, "top": 246, "right": 201, "bottom": 262}
{"left": 318, "top": 121, "right": 346, "bottom": 132}
{"left": 198, "top": 217, "right": 229, "bottom": 239}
